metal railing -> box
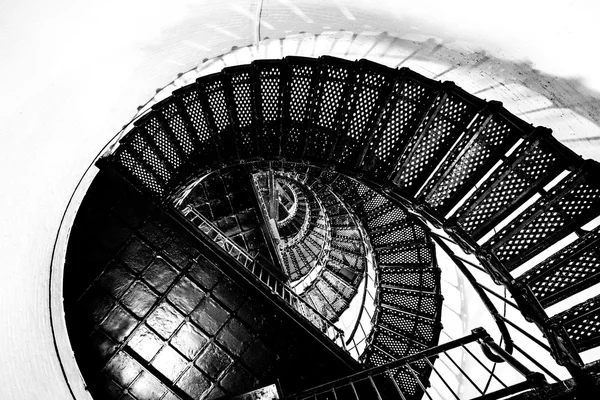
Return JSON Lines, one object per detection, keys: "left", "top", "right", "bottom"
{"left": 182, "top": 206, "right": 346, "bottom": 349}
{"left": 338, "top": 246, "right": 377, "bottom": 360}
{"left": 430, "top": 230, "right": 566, "bottom": 383}
{"left": 283, "top": 328, "right": 547, "bottom": 400}
{"left": 430, "top": 232, "right": 514, "bottom": 362}
{"left": 184, "top": 206, "right": 255, "bottom": 268}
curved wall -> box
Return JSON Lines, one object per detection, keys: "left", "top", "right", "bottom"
{"left": 1, "top": 1, "right": 599, "bottom": 399}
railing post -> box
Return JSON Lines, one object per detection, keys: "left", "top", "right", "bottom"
{"left": 478, "top": 329, "right": 548, "bottom": 387}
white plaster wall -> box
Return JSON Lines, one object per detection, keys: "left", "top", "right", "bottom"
{"left": 1, "top": 1, "right": 599, "bottom": 399}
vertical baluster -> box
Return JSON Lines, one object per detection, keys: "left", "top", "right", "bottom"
{"left": 443, "top": 351, "right": 484, "bottom": 395}
{"left": 349, "top": 382, "right": 360, "bottom": 400}
{"left": 513, "top": 343, "right": 560, "bottom": 383}
{"left": 405, "top": 363, "right": 434, "bottom": 400}
{"left": 331, "top": 387, "right": 339, "bottom": 400}
{"left": 368, "top": 376, "right": 383, "bottom": 400}
{"left": 423, "top": 357, "right": 460, "bottom": 400}
{"left": 388, "top": 367, "right": 408, "bottom": 400}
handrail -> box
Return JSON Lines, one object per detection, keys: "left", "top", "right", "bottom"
{"left": 183, "top": 206, "right": 255, "bottom": 266}
{"left": 430, "top": 231, "right": 514, "bottom": 363}
{"left": 181, "top": 205, "right": 346, "bottom": 348}
{"left": 285, "top": 329, "right": 487, "bottom": 399}
{"left": 283, "top": 328, "right": 547, "bottom": 400}
{"left": 345, "top": 262, "right": 371, "bottom": 346}
{"left": 430, "top": 230, "right": 568, "bottom": 383}
{"left": 343, "top": 233, "right": 377, "bottom": 358}
{"left": 479, "top": 335, "right": 544, "bottom": 380}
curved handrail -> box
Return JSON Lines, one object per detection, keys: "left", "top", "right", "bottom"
{"left": 430, "top": 231, "right": 514, "bottom": 363}
{"left": 343, "top": 214, "right": 377, "bottom": 351}
{"left": 286, "top": 330, "right": 487, "bottom": 399}
{"left": 345, "top": 263, "right": 371, "bottom": 346}
{"left": 284, "top": 328, "right": 548, "bottom": 400}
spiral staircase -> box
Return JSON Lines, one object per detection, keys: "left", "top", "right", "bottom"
{"left": 64, "top": 55, "right": 600, "bottom": 400}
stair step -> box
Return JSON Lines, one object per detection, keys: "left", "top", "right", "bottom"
{"left": 416, "top": 105, "right": 533, "bottom": 220}
{"left": 296, "top": 241, "right": 316, "bottom": 263}
{"left": 329, "top": 227, "right": 362, "bottom": 241}
{"left": 370, "top": 220, "right": 427, "bottom": 247}
{"left": 351, "top": 191, "right": 390, "bottom": 219}
{"left": 329, "top": 239, "right": 365, "bottom": 256}
{"left": 281, "top": 56, "right": 320, "bottom": 160}
{"left": 329, "top": 249, "right": 365, "bottom": 271}
{"left": 324, "top": 265, "right": 358, "bottom": 287}
{"left": 365, "top": 345, "right": 426, "bottom": 400}
{"left": 378, "top": 306, "right": 437, "bottom": 344}
{"left": 253, "top": 60, "right": 285, "bottom": 157}
{"left": 156, "top": 97, "right": 196, "bottom": 163}
{"left": 358, "top": 69, "right": 439, "bottom": 181}
{"left": 332, "top": 59, "right": 397, "bottom": 169}
{"left": 317, "top": 278, "right": 349, "bottom": 311}
{"left": 549, "top": 293, "right": 600, "bottom": 352}
{"left": 322, "top": 270, "right": 356, "bottom": 300}
{"left": 378, "top": 322, "right": 430, "bottom": 347}
{"left": 173, "top": 85, "right": 219, "bottom": 165}
{"left": 450, "top": 132, "right": 579, "bottom": 241}
{"left": 112, "top": 149, "right": 165, "bottom": 197}
{"left": 126, "top": 127, "right": 173, "bottom": 189}
{"left": 375, "top": 242, "right": 434, "bottom": 266}
{"left": 483, "top": 162, "right": 600, "bottom": 271}
{"left": 223, "top": 65, "right": 258, "bottom": 159}
{"left": 518, "top": 226, "right": 600, "bottom": 308}
{"left": 365, "top": 204, "right": 409, "bottom": 231}
{"left": 391, "top": 85, "right": 484, "bottom": 196}
{"left": 381, "top": 303, "right": 436, "bottom": 323}
{"left": 374, "top": 329, "right": 429, "bottom": 371}
{"left": 302, "top": 282, "right": 339, "bottom": 319}
{"left": 303, "top": 56, "right": 357, "bottom": 162}
{"left": 378, "top": 266, "right": 439, "bottom": 293}
{"left": 323, "top": 204, "right": 347, "bottom": 218}
{"left": 196, "top": 73, "right": 239, "bottom": 162}
{"left": 378, "top": 286, "right": 441, "bottom": 319}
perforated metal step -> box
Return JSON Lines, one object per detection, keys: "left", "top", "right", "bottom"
{"left": 519, "top": 226, "right": 600, "bottom": 308}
